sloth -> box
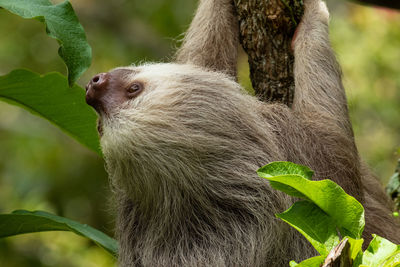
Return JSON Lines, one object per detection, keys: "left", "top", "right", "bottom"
{"left": 85, "top": 0, "right": 400, "bottom": 266}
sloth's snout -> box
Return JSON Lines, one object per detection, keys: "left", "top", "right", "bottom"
{"left": 87, "top": 73, "right": 108, "bottom": 92}
{"left": 85, "top": 72, "right": 109, "bottom": 113}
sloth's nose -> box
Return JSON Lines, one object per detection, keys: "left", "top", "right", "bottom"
{"left": 85, "top": 72, "right": 110, "bottom": 112}
{"left": 86, "top": 72, "right": 108, "bottom": 92}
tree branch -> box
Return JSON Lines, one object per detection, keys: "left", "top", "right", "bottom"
{"left": 233, "top": 0, "right": 303, "bottom": 105}
{"left": 233, "top": 0, "right": 398, "bottom": 105}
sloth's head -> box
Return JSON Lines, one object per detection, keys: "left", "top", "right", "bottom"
{"left": 85, "top": 63, "right": 192, "bottom": 116}
{"left": 85, "top": 63, "right": 243, "bottom": 137}
{"left": 84, "top": 63, "right": 257, "bottom": 198}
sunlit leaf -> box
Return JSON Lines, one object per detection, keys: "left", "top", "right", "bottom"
{"left": 258, "top": 162, "right": 365, "bottom": 239}
{"left": 362, "top": 235, "right": 400, "bottom": 267}
{"left": 347, "top": 236, "right": 364, "bottom": 264}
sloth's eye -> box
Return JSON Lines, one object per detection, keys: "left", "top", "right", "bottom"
{"left": 127, "top": 82, "right": 143, "bottom": 98}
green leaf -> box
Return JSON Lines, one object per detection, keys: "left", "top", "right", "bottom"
{"left": 257, "top": 161, "right": 314, "bottom": 179}
{"left": 258, "top": 162, "right": 314, "bottom": 199}
{"left": 0, "top": 210, "right": 118, "bottom": 256}
{"left": 289, "top": 256, "right": 325, "bottom": 267}
{"left": 0, "top": 69, "right": 101, "bottom": 155}
{"left": 362, "top": 235, "right": 400, "bottom": 266}
{"left": 258, "top": 162, "right": 365, "bottom": 239}
{"left": 0, "top": 0, "right": 91, "bottom": 85}
{"left": 277, "top": 200, "right": 340, "bottom": 256}
{"left": 381, "top": 251, "right": 400, "bottom": 267}
{"left": 347, "top": 236, "right": 364, "bottom": 263}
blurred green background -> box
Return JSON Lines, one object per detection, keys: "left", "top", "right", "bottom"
{"left": 0, "top": 0, "right": 399, "bottom": 266}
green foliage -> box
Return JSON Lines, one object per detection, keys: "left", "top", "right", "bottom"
{"left": 258, "top": 161, "right": 400, "bottom": 266}
{"left": 362, "top": 235, "right": 400, "bottom": 267}
{"left": 0, "top": 210, "right": 118, "bottom": 256}
{"left": 0, "top": 69, "right": 100, "bottom": 155}
{"left": 258, "top": 162, "right": 365, "bottom": 239}
{"left": 277, "top": 200, "right": 340, "bottom": 256}
{"left": 0, "top": 0, "right": 91, "bottom": 85}
{"left": 347, "top": 237, "right": 364, "bottom": 263}
{"left": 289, "top": 256, "right": 326, "bottom": 267}
{"left": 0, "top": 1, "right": 111, "bottom": 264}
{"left": 257, "top": 161, "right": 314, "bottom": 179}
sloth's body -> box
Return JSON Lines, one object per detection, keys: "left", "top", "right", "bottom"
{"left": 100, "top": 64, "right": 315, "bottom": 266}
{"left": 86, "top": 0, "right": 400, "bottom": 266}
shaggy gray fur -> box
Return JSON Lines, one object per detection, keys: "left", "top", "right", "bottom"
{"left": 96, "top": 0, "right": 400, "bottom": 266}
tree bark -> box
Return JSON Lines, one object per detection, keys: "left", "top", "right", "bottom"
{"left": 233, "top": 0, "right": 303, "bottom": 106}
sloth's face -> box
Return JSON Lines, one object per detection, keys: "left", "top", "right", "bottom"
{"left": 85, "top": 67, "right": 145, "bottom": 116}
{"left": 85, "top": 63, "right": 196, "bottom": 137}
{"left": 85, "top": 63, "right": 204, "bottom": 116}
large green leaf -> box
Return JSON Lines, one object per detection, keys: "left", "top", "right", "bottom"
{"left": 362, "top": 235, "right": 400, "bottom": 267}
{"left": 0, "top": 0, "right": 91, "bottom": 85}
{"left": 258, "top": 162, "right": 365, "bottom": 239}
{"left": 277, "top": 200, "right": 340, "bottom": 256}
{"left": 0, "top": 69, "right": 101, "bottom": 155}
{"left": 0, "top": 210, "right": 118, "bottom": 256}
